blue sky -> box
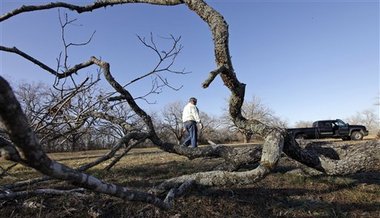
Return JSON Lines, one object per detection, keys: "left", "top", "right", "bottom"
{"left": 1, "top": 0, "right": 379, "bottom": 126}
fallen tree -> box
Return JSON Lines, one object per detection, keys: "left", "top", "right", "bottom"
{"left": 0, "top": 0, "right": 379, "bottom": 210}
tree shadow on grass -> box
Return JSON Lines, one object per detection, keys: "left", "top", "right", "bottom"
{"left": 304, "top": 141, "right": 340, "bottom": 160}
{"left": 347, "top": 171, "right": 380, "bottom": 185}
{"left": 104, "top": 159, "right": 220, "bottom": 188}
{"left": 186, "top": 181, "right": 380, "bottom": 217}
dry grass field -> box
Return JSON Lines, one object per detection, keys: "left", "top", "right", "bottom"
{"left": 1, "top": 140, "right": 379, "bottom": 217}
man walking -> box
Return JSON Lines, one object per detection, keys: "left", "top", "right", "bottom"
{"left": 182, "top": 97, "right": 203, "bottom": 148}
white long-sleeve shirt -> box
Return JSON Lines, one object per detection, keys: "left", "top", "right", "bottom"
{"left": 182, "top": 102, "right": 201, "bottom": 123}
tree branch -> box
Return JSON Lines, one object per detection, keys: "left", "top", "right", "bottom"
{"left": 0, "top": 0, "right": 183, "bottom": 22}
{"left": 0, "top": 76, "right": 170, "bottom": 209}
{"left": 0, "top": 46, "right": 95, "bottom": 78}
{"left": 0, "top": 188, "right": 86, "bottom": 200}
{"left": 202, "top": 65, "right": 227, "bottom": 88}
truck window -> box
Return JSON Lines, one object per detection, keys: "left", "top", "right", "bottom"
{"left": 320, "top": 122, "right": 332, "bottom": 128}
{"left": 336, "top": 120, "right": 346, "bottom": 127}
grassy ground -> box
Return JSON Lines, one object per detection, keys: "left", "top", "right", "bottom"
{"left": 1, "top": 140, "right": 379, "bottom": 217}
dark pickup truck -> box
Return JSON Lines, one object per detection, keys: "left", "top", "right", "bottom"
{"left": 287, "top": 119, "right": 369, "bottom": 141}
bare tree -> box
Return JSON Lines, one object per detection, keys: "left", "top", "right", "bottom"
{"left": 198, "top": 111, "right": 222, "bottom": 144}
{"left": 13, "top": 77, "right": 108, "bottom": 152}
{"left": 222, "top": 95, "right": 285, "bottom": 143}
{"left": 347, "top": 109, "right": 380, "bottom": 134}
{"left": 294, "top": 120, "right": 314, "bottom": 128}
{"left": 0, "top": 0, "right": 379, "bottom": 210}
{"left": 160, "top": 101, "right": 186, "bottom": 145}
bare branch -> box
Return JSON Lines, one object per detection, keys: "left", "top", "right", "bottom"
{"left": 104, "top": 137, "right": 147, "bottom": 171}
{"left": 202, "top": 65, "right": 227, "bottom": 88}
{"left": 58, "top": 10, "right": 96, "bottom": 77}
{"left": 0, "top": 76, "right": 170, "bottom": 209}
{"left": 0, "top": 163, "right": 18, "bottom": 178}
{"left": 0, "top": 188, "right": 86, "bottom": 200}
{"left": 0, "top": 0, "right": 183, "bottom": 22}
{"left": 0, "top": 46, "right": 95, "bottom": 78}
{"left": 125, "top": 34, "right": 187, "bottom": 91}
{"left": 0, "top": 135, "right": 23, "bottom": 163}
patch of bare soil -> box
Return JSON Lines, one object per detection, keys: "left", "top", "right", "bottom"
{"left": 1, "top": 140, "right": 379, "bottom": 217}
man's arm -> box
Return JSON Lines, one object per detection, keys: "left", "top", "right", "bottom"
{"left": 191, "top": 105, "right": 201, "bottom": 123}
{"left": 191, "top": 106, "right": 203, "bottom": 129}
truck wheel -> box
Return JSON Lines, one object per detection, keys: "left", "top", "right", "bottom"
{"left": 350, "top": 131, "right": 363, "bottom": 140}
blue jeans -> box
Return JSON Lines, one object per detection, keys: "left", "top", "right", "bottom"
{"left": 183, "top": 121, "right": 198, "bottom": 148}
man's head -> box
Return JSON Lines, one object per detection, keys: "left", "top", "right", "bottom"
{"left": 189, "top": 97, "right": 197, "bottom": 105}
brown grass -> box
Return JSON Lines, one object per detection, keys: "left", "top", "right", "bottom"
{"left": 1, "top": 141, "right": 379, "bottom": 218}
